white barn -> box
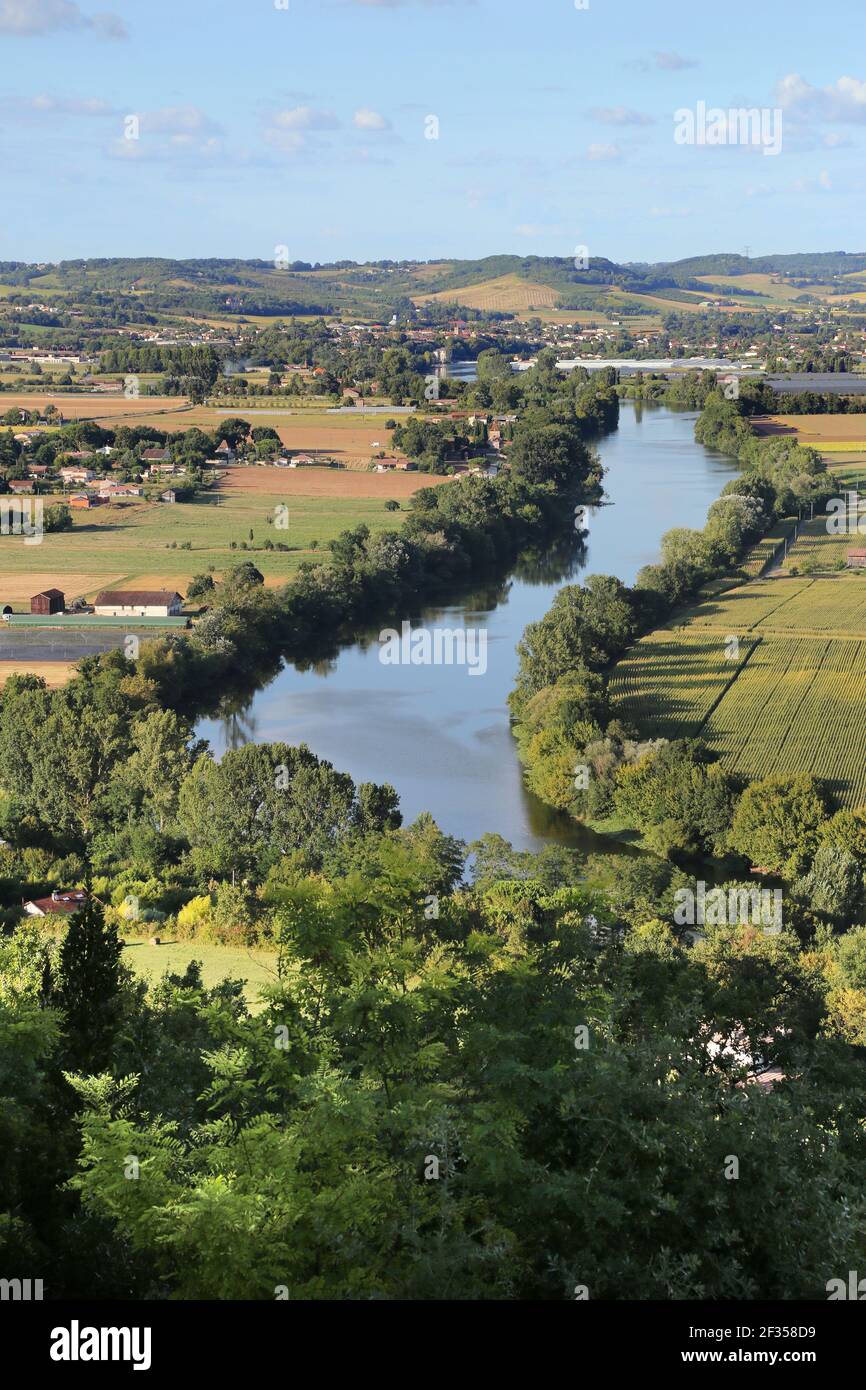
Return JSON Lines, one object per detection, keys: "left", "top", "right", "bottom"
{"left": 94, "top": 589, "right": 183, "bottom": 617}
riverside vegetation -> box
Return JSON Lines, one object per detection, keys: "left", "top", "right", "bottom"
{"left": 3, "top": 365, "right": 866, "bottom": 1300}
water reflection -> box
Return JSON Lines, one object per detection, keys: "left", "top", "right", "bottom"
{"left": 197, "top": 404, "right": 740, "bottom": 851}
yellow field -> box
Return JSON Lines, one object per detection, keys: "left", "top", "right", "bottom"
{"left": 753, "top": 414, "right": 866, "bottom": 445}
{"left": 0, "top": 660, "right": 78, "bottom": 688}
{"left": 415, "top": 273, "right": 561, "bottom": 314}
{"left": 694, "top": 273, "right": 822, "bottom": 305}
{"left": 0, "top": 571, "right": 124, "bottom": 603}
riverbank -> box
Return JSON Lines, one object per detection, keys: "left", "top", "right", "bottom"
{"left": 196, "top": 403, "right": 742, "bottom": 849}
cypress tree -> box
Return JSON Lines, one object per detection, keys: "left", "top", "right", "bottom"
{"left": 57, "top": 896, "right": 123, "bottom": 1073}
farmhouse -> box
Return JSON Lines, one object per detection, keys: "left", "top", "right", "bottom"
{"left": 59, "top": 466, "right": 95, "bottom": 484}
{"left": 7, "top": 479, "right": 34, "bottom": 494}
{"left": 142, "top": 448, "right": 171, "bottom": 463}
{"left": 31, "top": 589, "right": 65, "bottom": 615}
{"left": 23, "top": 889, "right": 87, "bottom": 917}
{"left": 94, "top": 589, "right": 183, "bottom": 617}
{"left": 847, "top": 549, "right": 866, "bottom": 569}
{"left": 97, "top": 482, "right": 142, "bottom": 498}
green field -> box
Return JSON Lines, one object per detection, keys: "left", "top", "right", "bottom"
{"left": 123, "top": 938, "right": 279, "bottom": 1008}
{"left": 0, "top": 481, "right": 410, "bottom": 601}
{"left": 611, "top": 573, "right": 866, "bottom": 806}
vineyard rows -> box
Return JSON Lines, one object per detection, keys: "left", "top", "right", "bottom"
{"left": 611, "top": 623, "right": 866, "bottom": 806}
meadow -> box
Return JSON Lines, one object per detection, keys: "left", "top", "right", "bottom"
{"left": 0, "top": 467, "right": 444, "bottom": 606}
{"left": 122, "top": 937, "right": 279, "bottom": 1009}
{"left": 610, "top": 571, "right": 866, "bottom": 807}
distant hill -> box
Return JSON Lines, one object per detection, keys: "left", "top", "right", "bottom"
{"left": 2, "top": 250, "right": 865, "bottom": 323}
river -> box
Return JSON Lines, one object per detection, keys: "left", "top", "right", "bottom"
{"left": 197, "top": 402, "right": 740, "bottom": 849}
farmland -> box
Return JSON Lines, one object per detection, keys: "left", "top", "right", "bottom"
{"left": 0, "top": 468, "right": 444, "bottom": 604}
{"left": 414, "top": 272, "right": 562, "bottom": 315}
{"left": 610, "top": 574, "right": 866, "bottom": 806}
{"left": 0, "top": 394, "right": 402, "bottom": 466}
{"left": 754, "top": 413, "right": 866, "bottom": 447}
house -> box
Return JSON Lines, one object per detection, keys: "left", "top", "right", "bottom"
{"left": 97, "top": 483, "right": 142, "bottom": 498}
{"left": 147, "top": 462, "right": 178, "bottom": 478}
{"left": 69, "top": 493, "right": 104, "bottom": 509}
{"left": 94, "top": 589, "right": 183, "bottom": 617}
{"left": 374, "top": 457, "right": 410, "bottom": 472}
{"left": 8, "top": 479, "right": 34, "bottom": 494}
{"left": 142, "top": 447, "right": 171, "bottom": 463}
{"left": 289, "top": 453, "right": 315, "bottom": 466}
{"left": 215, "top": 440, "right": 235, "bottom": 458}
{"left": 23, "top": 889, "right": 87, "bottom": 917}
{"left": 26, "top": 464, "right": 49, "bottom": 478}
{"left": 31, "top": 588, "right": 64, "bottom": 615}
{"left": 160, "top": 490, "right": 177, "bottom": 503}
{"left": 847, "top": 550, "right": 866, "bottom": 569}
{"left": 59, "top": 467, "right": 95, "bottom": 485}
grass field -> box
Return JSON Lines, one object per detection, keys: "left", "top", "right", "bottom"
{"left": 0, "top": 468, "right": 446, "bottom": 603}
{"left": 610, "top": 572, "right": 866, "bottom": 806}
{"left": 122, "top": 938, "right": 279, "bottom": 1008}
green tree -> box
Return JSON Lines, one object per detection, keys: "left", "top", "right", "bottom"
{"left": 56, "top": 896, "right": 124, "bottom": 1073}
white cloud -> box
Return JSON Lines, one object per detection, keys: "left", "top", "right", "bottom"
{"left": 353, "top": 106, "right": 390, "bottom": 130}
{"left": 106, "top": 107, "right": 226, "bottom": 164}
{"left": 139, "top": 106, "right": 223, "bottom": 137}
{"left": 6, "top": 93, "right": 116, "bottom": 116}
{"left": 263, "top": 107, "right": 341, "bottom": 157}
{"left": 587, "top": 142, "right": 621, "bottom": 162}
{"left": 0, "top": 0, "right": 126, "bottom": 37}
{"left": 270, "top": 106, "right": 340, "bottom": 131}
{"left": 776, "top": 72, "right": 866, "bottom": 124}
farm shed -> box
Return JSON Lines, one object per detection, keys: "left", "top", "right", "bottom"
{"left": 31, "top": 589, "right": 65, "bottom": 616}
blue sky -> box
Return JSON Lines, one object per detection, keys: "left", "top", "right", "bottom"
{"left": 0, "top": 0, "right": 864, "bottom": 263}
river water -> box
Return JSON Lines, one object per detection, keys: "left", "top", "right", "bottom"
{"left": 197, "top": 402, "right": 740, "bottom": 849}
